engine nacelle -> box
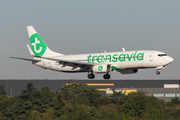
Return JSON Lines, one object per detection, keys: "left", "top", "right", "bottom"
{"left": 93, "top": 64, "right": 111, "bottom": 73}
{"left": 119, "top": 69, "right": 138, "bottom": 74}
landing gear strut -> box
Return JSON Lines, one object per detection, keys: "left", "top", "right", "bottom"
{"left": 103, "top": 73, "right": 110, "bottom": 79}
{"left": 156, "top": 71, "right": 160, "bottom": 75}
{"left": 88, "top": 73, "right": 95, "bottom": 79}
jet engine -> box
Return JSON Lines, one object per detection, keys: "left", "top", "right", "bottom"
{"left": 93, "top": 64, "right": 111, "bottom": 73}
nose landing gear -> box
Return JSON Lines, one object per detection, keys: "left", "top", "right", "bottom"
{"left": 156, "top": 71, "right": 160, "bottom": 75}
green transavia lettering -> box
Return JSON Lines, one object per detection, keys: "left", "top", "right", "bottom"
{"left": 87, "top": 51, "right": 144, "bottom": 63}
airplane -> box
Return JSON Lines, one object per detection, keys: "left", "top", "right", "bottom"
{"left": 10, "top": 26, "right": 174, "bottom": 79}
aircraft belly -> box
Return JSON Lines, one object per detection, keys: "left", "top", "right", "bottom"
{"left": 58, "top": 66, "right": 82, "bottom": 71}
{"left": 34, "top": 61, "right": 83, "bottom": 72}
{"left": 114, "top": 60, "right": 147, "bottom": 69}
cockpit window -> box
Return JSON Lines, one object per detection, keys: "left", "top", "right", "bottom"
{"left": 158, "top": 54, "right": 167, "bottom": 57}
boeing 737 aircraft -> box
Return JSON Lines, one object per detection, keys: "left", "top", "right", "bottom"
{"left": 10, "top": 26, "right": 173, "bottom": 79}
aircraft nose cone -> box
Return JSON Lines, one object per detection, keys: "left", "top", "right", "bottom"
{"left": 168, "top": 57, "right": 173, "bottom": 63}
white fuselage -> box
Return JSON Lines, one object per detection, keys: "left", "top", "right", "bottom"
{"left": 33, "top": 50, "right": 173, "bottom": 73}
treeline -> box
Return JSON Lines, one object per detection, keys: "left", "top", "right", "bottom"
{"left": 0, "top": 83, "right": 180, "bottom": 120}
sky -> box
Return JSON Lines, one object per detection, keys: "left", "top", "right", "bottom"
{"left": 1, "top": 0, "right": 180, "bottom": 80}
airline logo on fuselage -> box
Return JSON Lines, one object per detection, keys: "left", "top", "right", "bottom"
{"left": 87, "top": 51, "right": 144, "bottom": 63}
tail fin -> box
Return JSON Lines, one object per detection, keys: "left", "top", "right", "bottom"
{"left": 27, "top": 44, "right": 35, "bottom": 56}
{"left": 27, "top": 26, "right": 64, "bottom": 57}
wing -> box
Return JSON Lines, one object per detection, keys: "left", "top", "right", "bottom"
{"left": 39, "top": 56, "right": 94, "bottom": 70}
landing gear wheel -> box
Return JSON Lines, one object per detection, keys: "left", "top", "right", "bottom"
{"left": 156, "top": 71, "right": 160, "bottom": 75}
{"left": 103, "top": 74, "right": 111, "bottom": 80}
{"left": 88, "top": 74, "right": 95, "bottom": 79}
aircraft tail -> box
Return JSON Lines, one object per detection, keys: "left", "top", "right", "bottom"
{"left": 27, "top": 26, "right": 64, "bottom": 57}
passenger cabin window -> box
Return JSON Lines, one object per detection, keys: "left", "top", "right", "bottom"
{"left": 158, "top": 54, "right": 167, "bottom": 57}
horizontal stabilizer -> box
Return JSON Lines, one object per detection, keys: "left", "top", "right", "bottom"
{"left": 10, "top": 57, "right": 41, "bottom": 62}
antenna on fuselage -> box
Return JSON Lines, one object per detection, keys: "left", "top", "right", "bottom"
{"left": 122, "top": 47, "right": 125, "bottom": 51}
{"left": 104, "top": 50, "right": 106, "bottom": 53}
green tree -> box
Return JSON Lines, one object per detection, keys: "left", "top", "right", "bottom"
{"left": 76, "top": 96, "right": 89, "bottom": 105}
{"left": 111, "top": 88, "right": 125, "bottom": 104}
{"left": 3, "top": 82, "right": 180, "bottom": 119}
{"left": 93, "top": 96, "right": 111, "bottom": 107}
{"left": 117, "top": 93, "right": 166, "bottom": 119}
{"left": 41, "top": 108, "right": 57, "bottom": 120}
{"left": 2, "top": 82, "right": 41, "bottom": 119}
{"left": 171, "top": 97, "right": 180, "bottom": 105}
{"left": 70, "top": 104, "right": 96, "bottom": 120}
{"left": 0, "top": 85, "right": 7, "bottom": 98}
{"left": 54, "top": 93, "right": 65, "bottom": 117}
{"left": 41, "top": 86, "right": 55, "bottom": 105}
{"left": 60, "top": 83, "right": 101, "bottom": 106}
{"left": 0, "top": 95, "right": 19, "bottom": 112}
{"left": 27, "top": 110, "right": 42, "bottom": 120}
{"left": 40, "top": 86, "right": 56, "bottom": 112}
{"left": 20, "top": 81, "right": 37, "bottom": 101}
{"left": 94, "top": 104, "right": 121, "bottom": 120}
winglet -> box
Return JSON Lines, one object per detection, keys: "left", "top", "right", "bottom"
{"left": 27, "top": 44, "right": 35, "bottom": 56}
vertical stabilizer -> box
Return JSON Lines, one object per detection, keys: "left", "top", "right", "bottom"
{"left": 27, "top": 26, "right": 64, "bottom": 57}
{"left": 27, "top": 44, "right": 35, "bottom": 56}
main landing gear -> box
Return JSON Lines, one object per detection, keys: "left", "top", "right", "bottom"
{"left": 156, "top": 71, "right": 160, "bottom": 75}
{"left": 88, "top": 73, "right": 95, "bottom": 79}
{"left": 87, "top": 72, "right": 111, "bottom": 79}
{"left": 103, "top": 73, "right": 110, "bottom": 79}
